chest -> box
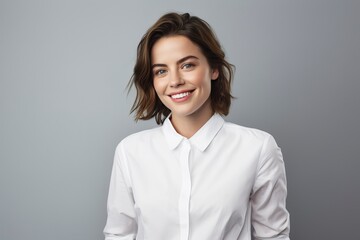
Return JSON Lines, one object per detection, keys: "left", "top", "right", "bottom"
{"left": 126, "top": 142, "right": 259, "bottom": 220}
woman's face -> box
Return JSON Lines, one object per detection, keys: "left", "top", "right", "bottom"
{"left": 151, "top": 35, "right": 218, "bottom": 121}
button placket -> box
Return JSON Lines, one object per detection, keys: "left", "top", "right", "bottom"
{"left": 178, "top": 140, "right": 191, "bottom": 240}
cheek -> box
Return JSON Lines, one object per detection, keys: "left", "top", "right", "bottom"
{"left": 197, "top": 72, "right": 212, "bottom": 89}
{"left": 187, "top": 70, "right": 210, "bottom": 85}
{"left": 153, "top": 79, "right": 166, "bottom": 96}
{"left": 152, "top": 78, "right": 160, "bottom": 91}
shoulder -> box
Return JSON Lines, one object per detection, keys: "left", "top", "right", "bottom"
{"left": 220, "top": 121, "right": 280, "bottom": 156}
{"left": 221, "top": 121, "right": 282, "bottom": 164}
{"left": 222, "top": 121, "right": 273, "bottom": 144}
{"left": 115, "top": 126, "right": 164, "bottom": 152}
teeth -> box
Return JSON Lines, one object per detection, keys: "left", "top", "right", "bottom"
{"left": 171, "top": 92, "right": 190, "bottom": 99}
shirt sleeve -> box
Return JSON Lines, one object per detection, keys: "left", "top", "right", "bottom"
{"left": 103, "top": 142, "right": 137, "bottom": 240}
{"left": 250, "top": 135, "right": 290, "bottom": 240}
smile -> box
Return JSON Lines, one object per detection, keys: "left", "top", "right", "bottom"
{"left": 171, "top": 91, "right": 191, "bottom": 99}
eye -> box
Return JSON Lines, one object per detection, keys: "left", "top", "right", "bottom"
{"left": 182, "top": 63, "right": 195, "bottom": 70}
{"left": 154, "top": 69, "right": 167, "bottom": 76}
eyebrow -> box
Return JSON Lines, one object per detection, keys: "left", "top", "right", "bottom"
{"left": 151, "top": 55, "right": 199, "bottom": 69}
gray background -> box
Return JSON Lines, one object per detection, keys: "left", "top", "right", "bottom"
{"left": 1, "top": 0, "right": 359, "bottom": 239}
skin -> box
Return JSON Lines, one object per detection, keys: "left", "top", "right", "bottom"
{"left": 151, "top": 35, "right": 219, "bottom": 138}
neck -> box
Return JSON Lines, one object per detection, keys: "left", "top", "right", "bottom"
{"left": 170, "top": 100, "right": 214, "bottom": 139}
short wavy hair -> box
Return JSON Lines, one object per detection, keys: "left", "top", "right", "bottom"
{"left": 128, "top": 12, "right": 234, "bottom": 125}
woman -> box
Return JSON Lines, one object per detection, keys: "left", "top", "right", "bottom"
{"left": 104, "top": 12, "right": 290, "bottom": 240}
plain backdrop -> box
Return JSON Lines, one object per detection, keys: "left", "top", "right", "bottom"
{"left": 1, "top": 0, "right": 359, "bottom": 239}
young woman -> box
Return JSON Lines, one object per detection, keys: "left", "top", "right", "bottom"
{"left": 104, "top": 12, "right": 290, "bottom": 240}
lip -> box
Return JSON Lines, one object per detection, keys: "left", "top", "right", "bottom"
{"left": 168, "top": 89, "right": 195, "bottom": 96}
{"left": 168, "top": 89, "right": 195, "bottom": 103}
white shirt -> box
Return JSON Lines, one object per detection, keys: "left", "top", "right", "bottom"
{"left": 104, "top": 114, "right": 290, "bottom": 240}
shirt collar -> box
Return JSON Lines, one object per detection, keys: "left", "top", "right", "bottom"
{"left": 162, "top": 113, "right": 225, "bottom": 152}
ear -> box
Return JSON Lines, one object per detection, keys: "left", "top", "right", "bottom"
{"left": 211, "top": 68, "right": 219, "bottom": 80}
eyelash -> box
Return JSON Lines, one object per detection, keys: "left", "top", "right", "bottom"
{"left": 182, "top": 63, "right": 195, "bottom": 69}
{"left": 154, "top": 62, "right": 196, "bottom": 76}
{"left": 155, "top": 69, "right": 167, "bottom": 76}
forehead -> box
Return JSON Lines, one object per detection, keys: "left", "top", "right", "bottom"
{"left": 151, "top": 35, "right": 204, "bottom": 63}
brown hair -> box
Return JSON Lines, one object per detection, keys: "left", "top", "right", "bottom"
{"left": 128, "top": 12, "right": 234, "bottom": 124}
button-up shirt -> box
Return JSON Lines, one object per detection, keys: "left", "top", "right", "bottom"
{"left": 104, "top": 114, "right": 290, "bottom": 239}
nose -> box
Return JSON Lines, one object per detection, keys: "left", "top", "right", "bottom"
{"left": 169, "top": 70, "right": 184, "bottom": 88}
